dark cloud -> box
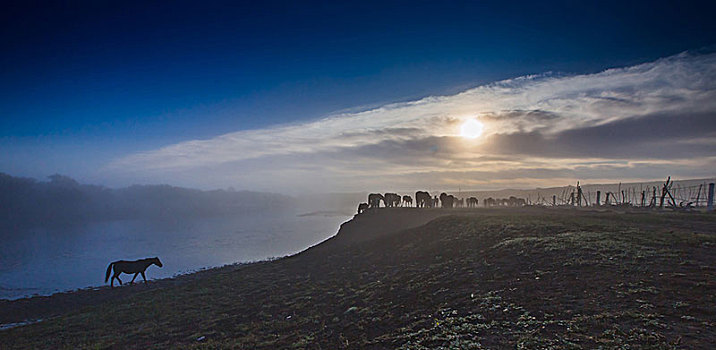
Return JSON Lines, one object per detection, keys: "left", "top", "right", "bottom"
{"left": 481, "top": 109, "right": 561, "bottom": 122}
{"left": 338, "top": 127, "right": 424, "bottom": 139}
{"left": 562, "top": 110, "right": 716, "bottom": 143}
{"left": 484, "top": 110, "right": 716, "bottom": 159}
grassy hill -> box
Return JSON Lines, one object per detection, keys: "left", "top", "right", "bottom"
{"left": 1, "top": 207, "right": 715, "bottom": 349}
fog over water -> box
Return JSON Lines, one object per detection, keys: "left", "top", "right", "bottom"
{"left": 0, "top": 213, "right": 351, "bottom": 300}
{"left": 0, "top": 173, "right": 356, "bottom": 299}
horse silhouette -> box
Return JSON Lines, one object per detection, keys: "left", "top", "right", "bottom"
{"left": 105, "top": 257, "right": 163, "bottom": 287}
{"left": 439, "top": 193, "right": 455, "bottom": 208}
{"left": 368, "top": 193, "right": 384, "bottom": 208}
{"left": 384, "top": 193, "right": 401, "bottom": 207}
{"left": 483, "top": 196, "right": 526, "bottom": 207}
{"left": 402, "top": 195, "right": 413, "bottom": 207}
{"left": 357, "top": 202, "right": 369, "bottom": 214}
{"left": 415, "top": 191, "right": 431, "bottom": 208}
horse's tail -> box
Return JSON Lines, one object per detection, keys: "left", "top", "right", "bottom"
{"left": 105, "top": 262, "right": 114, "bottom": 283}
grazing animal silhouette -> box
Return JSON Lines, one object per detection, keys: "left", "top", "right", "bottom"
{"left": 508, "top": 196, "right": 526, "bottom": 206}
{"left": 105, "top": 257, "right": 163, "bottom": 287}
{"left": 483, "top": 196, "right": 525, "bottom": 207}
{"left": 456, "top": 198, "right": 464, "bottom": 208}
{"left": 391, "top": 193, "right": 402, "bottom": 207}
{"left": 384, "top": 193, "right": 401, "bottom": 207}
{"left": 368, "top": 193, "right": 384, "bottom": 208}
{"left": 402, "top": 195, "right": 413, "bottom": 207}
{"left": 357, "top": 202, "right": 369, "bottom": 214}
{"left": 415, "top": 191, "right": 431, "bottom": 208}
{"left": 439, "top": 193, "right": 455, "bottom": 208}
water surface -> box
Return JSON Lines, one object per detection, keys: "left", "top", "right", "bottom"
{"left": 0, "top": 212, "right": 351, "bottom": 299}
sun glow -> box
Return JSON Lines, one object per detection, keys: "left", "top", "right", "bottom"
{"left": 460, "top": 119, "right": 484, "bottom": 139}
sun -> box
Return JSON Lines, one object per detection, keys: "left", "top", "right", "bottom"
{"left": 460, "top": 119, "right": 484, "bottom": 139}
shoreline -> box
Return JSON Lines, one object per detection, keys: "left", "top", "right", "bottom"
{"left": 2, "top": 207, "right": 714, "bottom": 348}
{"left": 0, "top": 260, "right": 252, "bottom": 328}
{"left": 0, "top": 212, "right": 353, "bottom": 301}
{"left": 0, "top": 207, "right": 447, "bottom": 327}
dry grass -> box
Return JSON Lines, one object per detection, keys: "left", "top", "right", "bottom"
{"left": 1, "top": 208, "right": 715, "bottom": 349}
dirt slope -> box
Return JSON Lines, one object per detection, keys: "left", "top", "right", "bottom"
{"left": 1, "top": 208, "right": 715, "bottom": 349}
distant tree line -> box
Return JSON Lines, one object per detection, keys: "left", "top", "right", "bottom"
{"left": 0, "top": 173, "right": 292, "bottom": 230}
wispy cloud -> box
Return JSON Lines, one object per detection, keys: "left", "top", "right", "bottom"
{"left": 105, "top": 52, "right": 716, "bottom": 192}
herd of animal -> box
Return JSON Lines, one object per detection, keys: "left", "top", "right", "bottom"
{"left": 357, "top": 192, "right": 527, "bottom": 213}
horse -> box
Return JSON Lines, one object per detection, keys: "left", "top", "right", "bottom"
{"left": 357, "top": 202, "right": 369, "bottom": 214}
{"left": 368, "top": 193, "right": 384, "bottom": 208}
{"left": 415, "top": 191, "right": 431, "bottom": 208}
{"left": 105, "top": 257, "right": 163, "bottom": 287}
{"left": 439, "top": 193, "right": 455, "bottom": 208}
{"left": 384, "top": 193, "right": 401, "bottom": 207}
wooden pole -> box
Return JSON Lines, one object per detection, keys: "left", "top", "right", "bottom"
{"left": 585, "top": 191, "right": 591, "bottom": 207}
{"left": 596, "top": 191, "right": 601, "bottom": 206}
{"left": 708, "top": 183, "right": 714, "bottom": 211}
{"left": 696, "top": 184, "right": 703, "bottom": 207}
{"left": 660, "top": 176, "right": 671, "bottom": 209}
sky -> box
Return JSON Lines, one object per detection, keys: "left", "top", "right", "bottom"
{"left": 1, "top": 1, "right": 715, "bottom": 193}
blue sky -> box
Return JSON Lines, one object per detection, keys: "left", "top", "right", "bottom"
{"left": 2, "top": 1, "right": 715, "bottom": 191}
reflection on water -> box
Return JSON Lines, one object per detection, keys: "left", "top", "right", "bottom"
{"left": 0, "top": 212, "right": 351, "bottom": 299}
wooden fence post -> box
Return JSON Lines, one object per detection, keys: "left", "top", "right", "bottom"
{"left": 696, "top": 184, "right": 703, "bottom": 207}
{"left": 660, "top": 176, "right": 671, "bottom": 209}
{"left": 596, "top": 191, "right": 601, "bottom": 206}
{"left": 641, "top": 191, "right": 645, "bottom": 207}
{"left": 708, "top": 183, "right": 715, "bottom": 211}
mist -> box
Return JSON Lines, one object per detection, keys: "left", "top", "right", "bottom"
{"left": 0, "top": 173, "right": 357, "bottom": 299}
{"left": 0, "top": 172, "right": 295, "bottom": 231}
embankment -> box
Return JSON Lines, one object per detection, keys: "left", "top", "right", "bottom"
{"left": 1, "top": 207, "right": 715, "bottom": 349}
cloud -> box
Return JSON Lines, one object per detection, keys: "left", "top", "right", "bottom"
{"left": 481, "top": 110, "right": 716, "bottom": 159}
{"left": 105, "top": 51, "right": 716, "bottom": 192}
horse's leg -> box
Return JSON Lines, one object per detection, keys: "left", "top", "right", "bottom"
{"left": 114, "top": 273, "right": 123, "bottom": 286}
{"left": 141, "top": 271, "right": 147, "bottom": 284}
{"left": 130, "top": 273, "right": 139, "bottom": 284}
